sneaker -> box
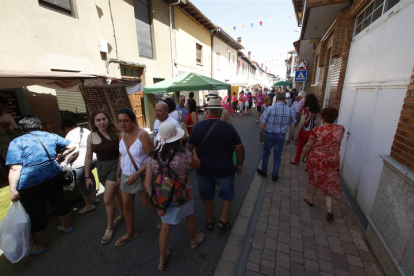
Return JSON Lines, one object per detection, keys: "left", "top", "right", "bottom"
{"left": 272, "top": 175, "right": 278, "bottom": 182}
{"left": 257, "top": 169, "right": 267, "bottom": 177}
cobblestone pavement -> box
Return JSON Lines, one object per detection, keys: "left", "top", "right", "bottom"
{"left": 245, "top": 143, "right": 383, "bottom": 276}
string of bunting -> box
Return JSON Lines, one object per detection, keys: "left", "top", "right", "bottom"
{"left": 215, "top": 15, "right": 293, "bottom": 32}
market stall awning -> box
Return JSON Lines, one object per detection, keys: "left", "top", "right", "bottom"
{"left": 226, "top": 76, "right": 248, "bottom": 86}
{"left": 273, "top": 81, "right": 291, "bottom": 86}
{"left": 143, "top": 72, "right": 230, "bottom": 94}
{"left": 0, "top": 69, "right": 140, "bottom": 91}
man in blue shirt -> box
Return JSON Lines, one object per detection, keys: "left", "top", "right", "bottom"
{"left": 187, "top": 98, "right": 245, "bottom": 230}
{"left": 258, "top": 92, "right": 295, "bottom": 182}
{"left": 176, "top": 95, "right": 188, "bottom": 123}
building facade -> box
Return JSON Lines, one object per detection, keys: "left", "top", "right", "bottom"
{"left": 293, "top": 0, "right": 414, "bottom": 275}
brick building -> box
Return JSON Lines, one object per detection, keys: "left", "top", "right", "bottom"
{"left": 293, "top": 0, "right": 414, "bottom": 274}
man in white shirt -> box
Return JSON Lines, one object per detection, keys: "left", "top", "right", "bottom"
{"left": 62, "top": 118, "right": 99, "bottom": 214}
{"left": 153, "top": 102, "right": 181, "bottom": 146}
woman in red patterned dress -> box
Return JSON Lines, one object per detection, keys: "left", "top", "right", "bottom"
{"left": 301, "top": 107, "right": 345, "bottom": 221}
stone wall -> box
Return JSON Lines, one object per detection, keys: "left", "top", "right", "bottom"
{"left": 367, "top": 155, "right": 414, "bottom": 276}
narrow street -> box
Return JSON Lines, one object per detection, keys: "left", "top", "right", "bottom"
{"left": 0, "top": 113, "right": 263, "bottom": 276}
{"left": 1, "top": 111, "right": 384, "bottom": 276}
{"left": 242, "top": 139, "right": 383, "bottom": 276}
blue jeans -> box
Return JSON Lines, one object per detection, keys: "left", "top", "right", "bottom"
{"left": 261, "top": 132, "right": 286, "bottom": 177}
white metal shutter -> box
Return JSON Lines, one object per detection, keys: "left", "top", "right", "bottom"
{"left": 40, "top": 0, "right": 72, "bottom": 12}
{"left": 56, "top": 90, "right": 86, "bottom": 113}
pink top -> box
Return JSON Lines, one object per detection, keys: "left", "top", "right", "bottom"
{"left": 256, "top": 94, "right": 265, "bottom": 107}
{"left": 239, "top": 94, "right": 245, "bottom": 103}
{"left": 232, "top": 95, "right": 237, "bottom": 103}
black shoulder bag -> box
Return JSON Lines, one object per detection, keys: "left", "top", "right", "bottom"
{"left": 198, "top": 119, "right": 220, "bottom": 149}
{"left": 29, "top": 133, "right": 73, "bottom": 186}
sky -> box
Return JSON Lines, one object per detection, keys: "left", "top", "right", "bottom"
{"left": 190, "top": 0, "right": 301, "bottom": 78}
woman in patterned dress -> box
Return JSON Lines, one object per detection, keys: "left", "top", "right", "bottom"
{"left": 144, "top": 122, "right": 205, "bottom": 271}
{"left": 301, "top": 107, "right": 345, "bottom": 221}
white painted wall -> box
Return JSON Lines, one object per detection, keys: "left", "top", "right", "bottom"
{"left": 338, "top": 0, "right": 414, "bottom": 216}
{"left": 212, "top": 37, "right": 237, "bottom": 82}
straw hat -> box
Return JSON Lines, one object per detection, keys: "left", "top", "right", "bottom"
{"left": 207, "top": 90, "right": 220, "bottom": 99}
{"left": 156, "top": 122, "right": 185, "bottom": 146}
{"left": 206, "top": 98, "right": 224, "bottom": 109}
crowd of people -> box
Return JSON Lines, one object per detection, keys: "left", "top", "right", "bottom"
{"left": 6, "top": 93, "right": 245, "bottom": 271}
{"left": 5, "top": 85, "right": 344, "bottom": 268}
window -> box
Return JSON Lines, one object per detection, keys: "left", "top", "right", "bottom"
{"left": 120, "top": 65, "right": 142, "bottom": 79}
{"left": 153, "top": 78, "right": 165, "bottom": 83}
{"left": 196, "top": 44, "right": 202, "bottom": 64}
{"left": 216, "top": 53, "right": 221, "bottom": 70}
{"left": 313, "top": 56, "right": 321, "bottom": 85}
{"left": 354, "top": 0, "right": 400, "bottom": 36}
{"left": 134, "top": 0, "right": 154, "bottom": 59}
{"left": 39, "top": 0, "right": 73, "bottom": 15}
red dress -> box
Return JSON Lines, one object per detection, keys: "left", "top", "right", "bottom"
{"left": 186, "top": 112, "right": 196, "bottom": 135}
{"left": 306, "top": 125, "right": 345, "bottom": 197}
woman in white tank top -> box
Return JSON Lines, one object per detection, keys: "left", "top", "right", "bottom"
{"left": 115, "top": 109, "right": 155, "bottom": 246}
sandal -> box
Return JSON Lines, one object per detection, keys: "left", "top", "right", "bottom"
{"left": 29, "top": 247, "right": 45, "bottom": 256}
{"left": 57, "top": 225, "right": 74, "bottom": 234}
{"left": 78, "top": 205, "right": 96, "bottom": 214}
{"left": 326, "top": 211, "right": 334, "bottom": 221}
{"left": 101, "top": 228, "right": 113, "bottom": 245}
{"left": 190, "top": 232, "right": 206, "bottom": 249}
{"left": 112, "top": 215, "right": 124, "bottom": 227}
{"left": 115, "top": 232, "right": 138, "bottom": 247}
{"left": 217, "top": 220, "right": 231, "bottom": 230}
{"left": 158, "top": 250, "right": 170, "bottom": 271}
{"left": 303, "top": 196, "right": 314, "bottom": 207}
{"left": 157, "top": 221, "right": 162, "bottom": 230}
{"left": 207, "top": 216, "right": 215, "bottom": 231}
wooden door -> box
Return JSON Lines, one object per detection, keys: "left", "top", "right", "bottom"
{"left": 129, "top": 91, "right": 146, "bottom": 128}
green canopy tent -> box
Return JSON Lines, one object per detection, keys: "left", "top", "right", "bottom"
{"left": 143, "top": 72, "right": 231, "bottom": 94}
{"left": 143, "top": 72, "right": 231, "bottom": 129}
{"left": 272, "top": 81, "right": 291, "bottom": 87}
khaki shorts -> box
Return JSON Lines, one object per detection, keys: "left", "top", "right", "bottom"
{"left": 96, "top": 159, "right": 118, "bottom": 183}
{"left": 120, "top": 173, "right": 143, "bottom": 194}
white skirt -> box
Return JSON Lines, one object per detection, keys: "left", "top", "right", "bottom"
{"left": 161, "top": 199, "right": 194, "bottom": 225}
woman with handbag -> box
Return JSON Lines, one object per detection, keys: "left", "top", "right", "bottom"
{"left": 291, "top": 94, "right": 321, "bottom": 165}
{"left": 144, "top": 121, "right": 205, "bottom": 271}
{"left": 114, "top": 108, "right": 155, "bottom": 246}
{"left": 85, "top": 110, "right": 123, "bottom": 245}
{"left": 7, "top": 116, "right": 78, "bottom": 255}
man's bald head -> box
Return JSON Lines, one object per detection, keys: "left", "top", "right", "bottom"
{"left": 155, "top": 102, "right": 169, "bottom": 121}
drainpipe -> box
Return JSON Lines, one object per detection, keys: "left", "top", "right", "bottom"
{"left": 169, "top": 0, "right": 186, "bottom": 77}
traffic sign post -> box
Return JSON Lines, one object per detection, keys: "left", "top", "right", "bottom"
{"left": 297, "top": 59, "right": 308, "bottom": 70}
{"left": 295, "top": 70, "right": 307, "bottom": 82}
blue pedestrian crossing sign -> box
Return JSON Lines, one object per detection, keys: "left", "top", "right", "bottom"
{"left": 295, "top": 70, "right": 307, "bottom": 82}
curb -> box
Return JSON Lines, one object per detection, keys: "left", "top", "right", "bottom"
{"left": 214, "top": 155, "right": 272, "bottom": 276}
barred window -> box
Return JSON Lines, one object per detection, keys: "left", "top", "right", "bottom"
{"left": 354, "top": 0, "right": 400, "bottom": 36}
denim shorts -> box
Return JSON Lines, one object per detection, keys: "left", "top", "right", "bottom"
{"left": 196, "top": 172, "right": 235, "bottom": 201}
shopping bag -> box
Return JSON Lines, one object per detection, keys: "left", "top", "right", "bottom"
{"left": 0, "top": 202, "right": 31, "bottom": 263}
